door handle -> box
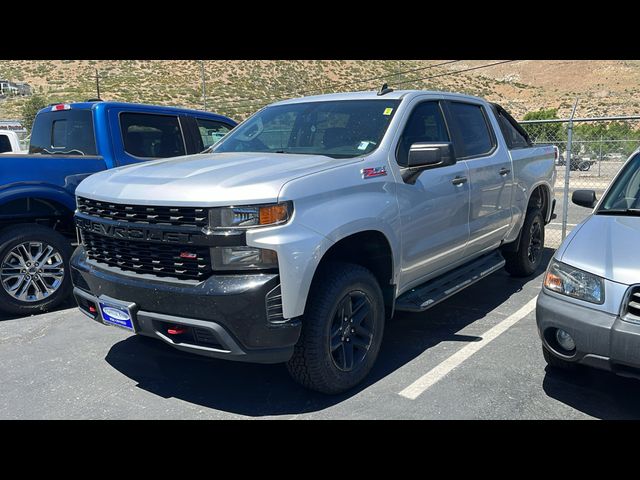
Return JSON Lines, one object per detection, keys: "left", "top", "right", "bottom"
{"left": 499, "top": 167, "right": 511, "bottom": 176}
{"left": 451, "top": 176, "right": 468, "bottom": 186}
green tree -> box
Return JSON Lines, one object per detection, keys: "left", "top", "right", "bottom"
{"left": 521, "top": 108, "right": 566, "bottom": 150}
{"left": 21, "top": 94, "right": 48, "bottom": 132}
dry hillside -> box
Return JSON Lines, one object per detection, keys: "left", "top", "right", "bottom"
{"left": 1, "top": 60, "right": 640, "bottom": 123}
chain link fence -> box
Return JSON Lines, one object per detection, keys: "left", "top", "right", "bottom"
{"left": 520, "top": 116, "right": 640, "bottom": 248}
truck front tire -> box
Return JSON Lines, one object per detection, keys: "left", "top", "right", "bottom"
{"left": 0, "top": 224, "right": 72, "bottom": 316}
{"left": 287, "top": 263, "right": 385, "bottom": 394}
{"left": 503, "top": 209, "right": 545, "bottom": 277}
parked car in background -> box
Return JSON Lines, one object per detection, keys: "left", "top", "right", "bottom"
{"left": 556, "top": 153, "right": 594, "bottom": 171}
{"left": 0, "top": 130, "right": 26, "bottom": 154}
{"left": 537, "top": 148, "right": 640, "bottom": 378}
{"left": 71, "top": 90, "right": 556, "bottom": 393}
{"left": 0, "top": 101, "right": 236, "bottom": 316}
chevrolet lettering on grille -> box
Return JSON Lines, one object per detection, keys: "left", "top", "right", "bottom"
{"left": 76, "top": 217, "right": 196, "bottom": 244}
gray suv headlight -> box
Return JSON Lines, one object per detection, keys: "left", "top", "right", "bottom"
{"left": 543, "top": 260, "right": 604, "bottom": 304}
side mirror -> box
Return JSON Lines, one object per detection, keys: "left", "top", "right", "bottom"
{"left": 572, "top": 189, "right": 597, "bottom": 208}
{"left": 401, "top": 142, "right": 456, "bottom": 184}
{"left": 407, "top": 142, "right": 456, "bottom": 169}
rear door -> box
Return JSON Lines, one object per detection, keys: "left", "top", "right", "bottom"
{"left": 443, "top": 100, "right": 513, "bottom": 255}
{"left": 108, "top": 109, "right": 188, "bottom": 166}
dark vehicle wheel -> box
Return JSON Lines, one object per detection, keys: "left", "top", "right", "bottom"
{"left": 286, "top": 263, "right": 385, "bottom": 394}
{"left": 542, "top": 346, "right": 577, "bottom": 371}
{"left": 0, "top": 224, "right": 72, "bottom": 316}
{"left": 578, "top": 161, "right": 591, "bottom": 171}
{"left": 503, "top": 208, "right": 545, "bottom": 277}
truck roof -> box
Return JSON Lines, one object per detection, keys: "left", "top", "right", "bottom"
{"left": 270, "top": 89, "right": 488, "bottom": 106}
{"left": 36, "top": 101, "right": 235, "bottom": 123}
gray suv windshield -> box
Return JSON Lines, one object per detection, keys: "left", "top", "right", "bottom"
{"left": 598, "top": 152, "right": 640, "bottom": 214}
{"left": 213, "top": 100, "right": 400, "bottom": 159}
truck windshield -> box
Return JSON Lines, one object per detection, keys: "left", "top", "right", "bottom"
{"left": 29, "top": 109, "right": 97, "bottom": 155}
{"left": 212, "top": 99, "right": 400, "bottom": 159}
{"left": 597, "top": 152, "right": 640, "bottom": 215}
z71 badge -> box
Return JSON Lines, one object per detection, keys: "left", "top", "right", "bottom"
{"left": 362, "top": 166, "right": 387, "bottom": 179}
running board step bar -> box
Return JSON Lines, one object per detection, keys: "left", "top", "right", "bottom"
{"left": 395, "top": 251, "right": 506, "bottom": 312}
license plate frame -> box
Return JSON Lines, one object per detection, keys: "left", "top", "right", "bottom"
{"left": 98, "top": 295, "right": 137, "bottom": 333}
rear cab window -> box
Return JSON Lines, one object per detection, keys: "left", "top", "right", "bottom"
{"left": 120, "top": 112, "right": 186, "bottom": 158}
{"left": 493, "top": 104, "right": 531, "bottom": 149}
{"left": 29, "top": 109, "right": 97, "bottom": 155}
{"left": 0, "top": 134, "right": 11, "bottom": 153}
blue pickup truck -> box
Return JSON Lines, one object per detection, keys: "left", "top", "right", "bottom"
{"left": 0, "top": 100, "right": 236, "bottom": 316}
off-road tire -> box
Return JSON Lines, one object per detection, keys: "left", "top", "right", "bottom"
{"left": 286, "top": 262, "right": 385, "bottom": 394}
{"left": 504, "top": 209, "right": 545, "bottom": 277}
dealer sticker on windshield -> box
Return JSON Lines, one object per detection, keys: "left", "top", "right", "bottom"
{"left": 383, "top": 107, "right": 393, "bottom": 116}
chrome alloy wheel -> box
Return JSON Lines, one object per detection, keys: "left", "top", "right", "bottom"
{"left": 1, "top": 242, "right": 65, "bottom": 302}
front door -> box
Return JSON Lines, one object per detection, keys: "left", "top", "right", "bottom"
{"left": 394, "top": 100, "right": 471, "bottom": 291}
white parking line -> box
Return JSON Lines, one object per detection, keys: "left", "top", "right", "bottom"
{"left": 398, "top": 296, "right": 538, "bottom": 400}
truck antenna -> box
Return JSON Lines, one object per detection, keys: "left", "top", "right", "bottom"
{"left": 377, "top": 83, "right": 394, "bottom": 96}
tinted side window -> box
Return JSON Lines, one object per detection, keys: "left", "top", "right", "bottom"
{"left": 495, "top": 106, "right": 530, "bottom": 149}
{"left": 197, "top": 118, "right": 232, "bottom": 149}
{"left": 29, "top": 109, "right": 97, "bottom": 155}
{"left": 120, "top": 113, "right": 185, "bottom": 158}
{"left": 448, "top": 102, "right": 494, "bottom": 158}
{"left": 396, "top": 101, "right": 449, "bottom": 166}
{"left": 0, "top": 135, "right": 11, "bottom": 153}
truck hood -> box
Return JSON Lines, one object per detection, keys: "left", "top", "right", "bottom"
{"left": 76, "top": 152, "right": 349, "bottom": 206}
{"left": 558, "top": 214, "right": 640, "bottom": 285}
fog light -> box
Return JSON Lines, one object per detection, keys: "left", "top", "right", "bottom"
{"left": 555, "top": 329, "right": 575, "bottom": 352}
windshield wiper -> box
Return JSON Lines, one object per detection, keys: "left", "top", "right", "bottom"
{"left": 597, "top": 208, "right": 640, "bottom": 216}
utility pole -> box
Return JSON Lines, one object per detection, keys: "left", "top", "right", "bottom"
{"left": 201, "top": 61, "right": 207, "bottom": 110}
{"left": 95, "top": 68, "right": 101, "bottom": 99}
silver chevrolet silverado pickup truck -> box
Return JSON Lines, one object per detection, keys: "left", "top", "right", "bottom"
{"left": 71, "top": 89, "right": 556, "bottom": 393}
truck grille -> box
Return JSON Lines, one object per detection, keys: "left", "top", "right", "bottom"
{"left": 627, "top": 287, "right": 640, "bottom": 317}
{"left": 77, "top": 197, "right": 208, "bottom": 229}
{"left": 81, "top": 230, "right": 211, "bottom": 281}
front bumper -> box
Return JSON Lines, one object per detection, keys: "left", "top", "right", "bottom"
{"left": 536, "top": 289, "right": 640, "bottom": 378}
{"left": 71, "top": 247, "right": 301, "bottom": 364}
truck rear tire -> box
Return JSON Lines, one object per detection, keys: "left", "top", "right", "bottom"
{"left": 503, "top": 209, "right": 545, "bottom": 277}
{"left": 0, "top": 224, "right": 72, "bottom": 316}
{"left": 286, "top": 263, "right": 385, "bottom": 394}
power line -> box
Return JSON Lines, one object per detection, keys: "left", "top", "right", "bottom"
{"left": 215, "top": 60, "right": 518, "bottom": 116}
{"left": 210, "top": 60, "right": 461, "bottom": 110}
{"left": 392, "top": 60, "right": 518, "bottom": 87}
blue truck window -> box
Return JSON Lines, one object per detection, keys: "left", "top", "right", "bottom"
{"left": 196, "top": 118, "right": 232, "bottom": 149}
{"left": 30, "top": 110, "right": 97, "bottom": 155}
{"left": 120, "top": 112, "right": 186, "bottom": 158}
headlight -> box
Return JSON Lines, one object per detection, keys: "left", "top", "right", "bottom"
{"left": 543, "top": 260, "right": 604, "bottom": 304}
{"left": 209, "top": 202, "right": 292, "bottom": 229}
{"left": 211, "top": 246, "right": 278, "bottom": 271}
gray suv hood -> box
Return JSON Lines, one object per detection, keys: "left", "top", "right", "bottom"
{"left": 76, "top": 152, "right": 346, "bottom": 206}
{"left": 558, "top": 214, "right": 640, "bottom": 285}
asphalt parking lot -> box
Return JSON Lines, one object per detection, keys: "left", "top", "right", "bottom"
{"left": 2, "top": 247, "right": 640, "bottom": 419}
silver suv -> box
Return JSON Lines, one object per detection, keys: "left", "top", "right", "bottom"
{"left": 538, "top": 149, "right": 640, "bottom": 378}
{"left": 71, "top": 90, "right": 556, "bottom": 393}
